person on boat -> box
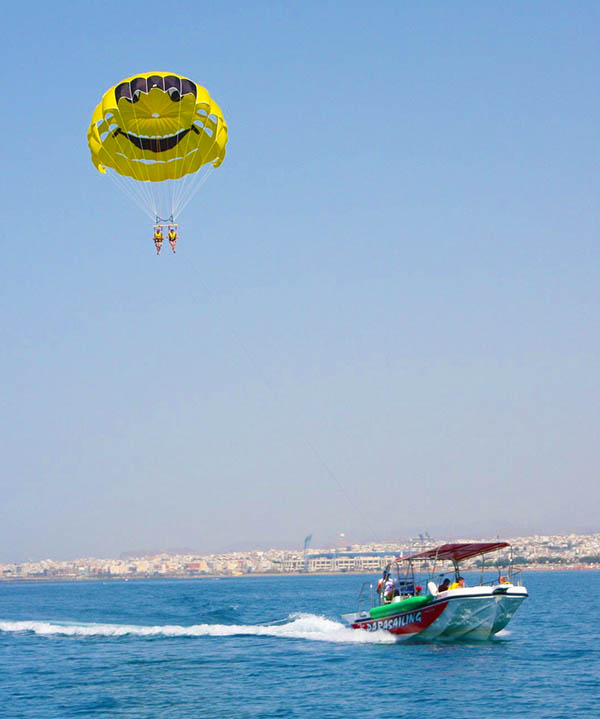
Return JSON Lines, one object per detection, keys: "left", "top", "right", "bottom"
{"left": 153, "top": 227, "right": 164, "bottom": 255}
{"left": 498, "top": 575, "right": 510, "bottom": 584}
{"left": 383, "top": 576, "right": 396, "bottom": 603}
{"left": 438, "top": 578, "right": 451, "bottom": 592}
{"left": 376, "top": 569, "right": 388, "bottom": 597}
{"left": 168, "top": 226, "right": 178, "bottom": 253}
{"left": 415, "top": 585, "right": 422, "bottom": 596}
{"left": 448, "top": 576, "right": 465, "bottom": 590}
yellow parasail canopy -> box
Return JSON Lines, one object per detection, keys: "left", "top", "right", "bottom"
{"left": 87, "top": 72, "right": 228, "bottom": 182}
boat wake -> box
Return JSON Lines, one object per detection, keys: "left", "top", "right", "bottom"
{"left": 0, "top": 614, "right": 397, "bottom": 644}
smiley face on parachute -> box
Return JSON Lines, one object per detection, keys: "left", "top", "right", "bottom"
{"left": 87, "top": 72, "right": 228, "bottom": 182}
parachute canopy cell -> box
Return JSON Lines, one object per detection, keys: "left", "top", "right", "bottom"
{"left": 87, "top": 72, "right": 228, "bottom": 182}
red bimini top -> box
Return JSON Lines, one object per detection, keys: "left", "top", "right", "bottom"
{"left": 398, "top": 542, "right": 510, "bottom": 564}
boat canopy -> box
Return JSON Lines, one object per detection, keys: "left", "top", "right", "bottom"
{"left": 399, "top": 542, "right": 510, "bottom": 564}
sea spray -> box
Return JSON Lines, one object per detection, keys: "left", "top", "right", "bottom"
{"left": 0, "top": 614, "right": 397, "bottom": 644}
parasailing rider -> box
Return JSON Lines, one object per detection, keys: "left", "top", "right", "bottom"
{"left": 168, "top": 226, "right": 178, "bottom": 254}
{"left": 153, "top": 226, "right": 164, "bottom": 255}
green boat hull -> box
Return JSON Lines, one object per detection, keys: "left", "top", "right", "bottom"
{"left": 369, "top": 595, "right": 433, "bottom": 619}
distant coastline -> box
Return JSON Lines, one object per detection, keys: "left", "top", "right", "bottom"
{"left": 2, "top": 564, "right": 599, "bottom": 584}
{"left": 3, "top": 532, "right": 598, "bottom": 582}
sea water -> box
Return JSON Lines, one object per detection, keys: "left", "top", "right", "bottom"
{"left": 0, "top": 571, "right": 598, "bottom": 718}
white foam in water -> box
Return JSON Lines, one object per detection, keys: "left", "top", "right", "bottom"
{"left": 495, "top": 629, "right": 512, "bottom": 638}
{"left": 0, "top": 614, "right": 397, "bottom": 644}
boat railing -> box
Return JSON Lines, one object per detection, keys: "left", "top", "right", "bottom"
{"left": 356, "top": 581, "right": 375, "bottom": 614}
{"left": 470, "top": 568, "right": 523, "bottom": 587}
{"left": 508, "top": 567, "right": 522, "bottom": 586}
{"left": 430, "top": 567, "right": 523, "bottom": 589}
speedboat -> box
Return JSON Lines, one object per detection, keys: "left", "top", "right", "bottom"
{"left": 341, "top": 542, "right": 528, "bottom": 640}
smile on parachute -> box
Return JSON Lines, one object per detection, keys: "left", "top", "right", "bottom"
{"left": 112, "top": 125, "right": 200, "bottom": 153}
{"left": 111, "top": 75, "right": 200, "bottom": 153}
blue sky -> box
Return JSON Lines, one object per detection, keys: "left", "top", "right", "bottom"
{"left": 1, "top": 1, "right": 599, "bottom": 561}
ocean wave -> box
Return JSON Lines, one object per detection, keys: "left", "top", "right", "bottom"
{"left": 0, "top": 614, "right": 397, "bottom": 644}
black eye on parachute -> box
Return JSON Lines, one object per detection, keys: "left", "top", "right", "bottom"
{"left": 167, "top": 87, "right": 181, "bottom": 102}
{"left": 131, "top": 89, "right": 141, "bottom": 103}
